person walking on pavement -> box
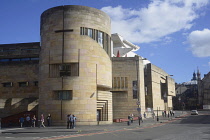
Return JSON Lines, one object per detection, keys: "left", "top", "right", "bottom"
{"left": 131, "top": 114, "right": 134, "bottom": 123}
{"left": 144, "top": 112, "right": 146, "bottom": 118}
{"left": 67, "top": 114, "right": 70, "bottom": 129}
{"left": 32, "top": 115, "right": 36, "bottom": 127}
{"left": 138, "top": 114, "right": 141, "bottom": 126}
{"left": 47, "top": 114, "right": 52, "bottom": 127}
{"left": 162, "top": 111, "right": 164, "bottom": 117}
{"left": 26, "top": 115, "right": 31, "bottom": 127}
{"left": 19, "top": 116, "right": 24, "bottom": 128}
{"left": 164, "top": 110, "right": 166, "bottom": 117}
{"left": 127, "top": 114, "right": 131, "bottom": 126}
{"left": 69, "top": 114, "right": 74, "bottom": 129}
{"left": 152, "top": 112, "right": 155, "bottom": 120}
{"left": 140, "top": 114, "right": 143, "bottom": 123}
{"left": 72, "top": 115, "right": 77, "bottom": 129}
{"left": 40, "top": 114, "right": 45, "bottom": 128}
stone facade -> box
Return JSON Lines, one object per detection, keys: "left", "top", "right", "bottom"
{"left": 0, "top": 42, "right": 40, "bottom": 118}
{"left": 112, "top": 56, "right": 146, "bottom": 119}
{"left": 39, "top": 5, "right": 112, "bottom": 125}
{"left": 144, "top": 63, "right": 175, "bottom": 113}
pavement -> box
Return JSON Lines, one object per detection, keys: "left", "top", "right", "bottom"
{"left": 0, "top": 111, "right": 189, "bottom": 135}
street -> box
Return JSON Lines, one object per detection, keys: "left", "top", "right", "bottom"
{"left": 1, "top": 111, "right": 210, "bottom": 140}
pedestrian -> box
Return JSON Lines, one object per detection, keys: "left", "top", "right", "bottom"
{"left": 170, "top": 110, "right": 172, "bottom": 116}
{"left": 130, "top": 114, "right": 134, "bottom": 123}
{"left": 40, "top": 114, "right": 45, "bottom": 128}
{"left": 46, "top": 114, "right": 51, "bottom": 127}
{"left": 162, "top": 111, "right": 164, "bottom": 117}
{"left": 72, "top": 115, "right": 77, "bottom": 129}
{"left": 152, "top": 112, "right": 155, "bottom": 119}
{"left": 67, "top": 114, "right": 70, "bottom": 129}
{"left": 127, "top": 114, "right": 131, "bottom": 126}
{"left": 143, "top": 112, "right": 146, "bottom": 118}
{"left": 26, "top": 115, "right": 31, "bottom": 127}
{"left": 140, "top": 114, "right": 143, "bottom": 122}
{"left": 173, "top": 110, "right": 175, "bottom": 116}
{"left": 19, "top": 116, "right": 24, "bottom": 128}
{"left": 32, "top": 115, "right": 36, "bottom": 127}
{"left": 69, "top": 114, "right": 74, "bottom": 129}
{"left": 138, "top": 114, "right": 141, "bottom": 126}
{"left": 164, "top": 110, "right": 166, "bottom": 117}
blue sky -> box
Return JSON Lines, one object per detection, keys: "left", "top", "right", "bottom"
{"left": 1, "top": 0, "right": 210, "bottom": 83}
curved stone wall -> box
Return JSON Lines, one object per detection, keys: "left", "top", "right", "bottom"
{"left": 39, "top": 5, "right": 112, "bottom": 125}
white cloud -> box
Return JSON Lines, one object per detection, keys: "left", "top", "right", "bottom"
{"left": 101, "top": 0, "right": 209, "bottom": 44}
{"left": 188, "top": 28, "right": 210, "bottom": 57}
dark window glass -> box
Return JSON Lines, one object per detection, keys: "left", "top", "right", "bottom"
{"left": 133, "top": 81, "right": 138, "bottom": 99}
{"left": 0, "top": 59, "right": 10, "bottom": 62}
{"left": 20, "top": 58, "right": 30, "bottom": 61}
{"left": 87, "top": 28, "right": 93, "bottom": 38}
{"left": 2, "top": 82, "right": 13, "bottom": 87}
{"left": 31, "top": 57, "right": 39, "bottom": 60}
{"left": 34, "top": 81, "right": 38, "bottom": 86}
{"left": 19, "top": 82, "right": 29, "bottom": 87}
{"left": 11, "top": 58, "right": 21, "bottom": 61}
{"left": 54, "top": 90, "right": 72, "bottom": 100}
{"left": 59, "top": 64, "right": 71, "bottom": 77}
{"left": 3, "top": 49, "right": 16, "bottom": 52}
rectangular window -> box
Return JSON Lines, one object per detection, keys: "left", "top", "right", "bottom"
{"left": 98, "top": 31, "right": 103, "bottom": 47}
{"left": 121, "top": 77, "right": 125, "bottom": 88}
{"left": 11, "top": 58, "right": 21, "bottom": 61}
{"left": 3, "top": 49, "right": 16, "bottom": 52}
{"left": 87, "top": 28, "right": 93, "bottom": 38}
{"left": 49, "top": 63, "right": 79, "bottom": 78}
{"left": 133, "top": 81, "right": 138, "bottom": 99}
{"left": 112, "top": 77, "right": 128, "bottom": 89}
{"left": 19, "top": 82, "right": 29, "bottom": 87}
{"left": 54, "top": 90, "right": 72, "bottom": 100}
{"left": 59, "top": 64, "right": 71, "bottom": 77}
{"left": 31, "top": 57, "right": 39, "bottom": 60}
{"left": 117, "top": 77, "right": 120, "bottom": 88}
{"left": 125, "top": 77, "right": 128, "bottom": 88}
{"left": 2, "top": 82, "right": 13, "bottom": 87}
{"left": 0, "top": 59, "right": 10, "bottom": 62}
{"left": 34, "top": 81, "right": 38, "bottom": 86}
{"left": 20, "top": 58, "right": 30, "bottom": 61}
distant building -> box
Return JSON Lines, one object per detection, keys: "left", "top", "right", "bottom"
{"left": 198, "top": 72, "right": 210, "bottom": 109}
{"left": 174, "top": 71, "right": 200, "bottom": 110}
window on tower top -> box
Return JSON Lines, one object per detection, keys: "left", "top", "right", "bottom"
{"left": 98, "top": 31, "right": 103, "bottom": 48}
{"left": 87, "top": 28, "right": 93, "bottom": 38}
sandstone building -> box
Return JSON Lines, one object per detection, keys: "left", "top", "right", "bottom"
{"left": 144, "top": 63, "right": 175, "bottom": 113}
{"left": 0, "top": 5, "right": 175, "bottom": 126}
{"left": 0, "top": 42, "right": 40, "bottom": 118}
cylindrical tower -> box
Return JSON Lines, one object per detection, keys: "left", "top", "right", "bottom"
{"left": 39, "top": 5, "right": 112, "bottom": 125}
